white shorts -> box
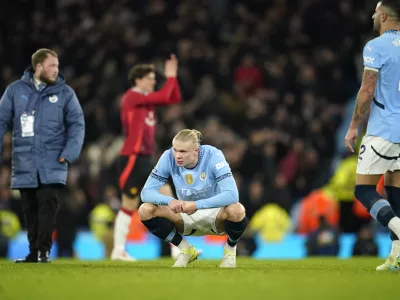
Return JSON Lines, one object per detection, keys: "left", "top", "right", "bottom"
{"left": 356, "top": 135, "right": 400, "bottom": 174}
{"left": 180, "top": 208, "right": 224, "bottom": 236}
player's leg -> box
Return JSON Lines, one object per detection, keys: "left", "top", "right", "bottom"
{"left": 111, "top": 192, "right": 138, "bottom": 261}
{"left": 376, "top": 170, "right": 400, "bottom": 270}
{"left": 355, "top": 136, "right": 400, "bottom": 270}
{"left": 111, "top": 155, "right": 142, "bottom": 261}
{"left": 215, "top": 203, "right": 247, "bottom": 268}
{"left": 138, "top": 203, "right": 201, "bottom": 267}
{"left": 15, "top": 188, "right": 39, "bottom": 262}
{"left": 384, "top": 171, "right": 400, "bottom": 240}
{"left": 157, "top": 181, "right": 181, "bottom": 258}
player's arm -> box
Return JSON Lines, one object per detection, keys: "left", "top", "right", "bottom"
{"left": 349, "top": 69, "right": 378, "bottom": 128}
{"left": 140, "top": 151, "right": 174, "bottom": 205}
{"left": 124, "top": 78, "right": 181, "bottom": 108}
{"left": 171, "top": 78, "right": 182, "bottom": 104}
{"left": 349, "top": 42, "right": 382, "bottom": 128}
{"left": 195, "top": 152, "right": 239, "bottom": 209}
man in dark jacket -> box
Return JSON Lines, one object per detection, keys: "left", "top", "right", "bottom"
{"left": 0, "top": 48, "right": 85, "bottom": 262}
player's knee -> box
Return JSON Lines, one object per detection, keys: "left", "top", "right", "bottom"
{"left": 225, "top": 203, "right": 245, "bottom": 222}
{"left": 354, "top": 185, "right": 380, "bottom": 210}
{"left": 138, "top": 203, "right": 157, "bottom": 220}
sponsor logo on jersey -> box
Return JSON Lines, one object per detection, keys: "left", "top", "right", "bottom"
{"left": 215, "top": 161, "right": 228, "bottom": 170}
{"left": 363, "top": 56, "right": 375, "bottom": 65}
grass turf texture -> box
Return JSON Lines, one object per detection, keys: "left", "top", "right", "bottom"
{"left": 0, "top": 258, "right": 397, "bottom": 300}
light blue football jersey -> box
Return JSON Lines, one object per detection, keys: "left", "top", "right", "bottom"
{"left": 363, "top": 30, "right": 400, "bottom": 143}
{"left": 141, "top": 145, "right": 239, "bottom": 209}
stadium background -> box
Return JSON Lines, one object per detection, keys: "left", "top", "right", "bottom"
{"left": 0, "top": 0, "right": 391, "bottom": 260}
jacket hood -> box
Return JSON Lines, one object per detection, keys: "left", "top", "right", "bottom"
{"left": 21, "top": 66, "right": 66, "bottom": 87}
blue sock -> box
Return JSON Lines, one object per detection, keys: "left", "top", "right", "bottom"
{"left": 355, "top": 185, "right": 396, "bottom": 227}
{"left": 385, "top": 186, "right": 400, "bottom": 241}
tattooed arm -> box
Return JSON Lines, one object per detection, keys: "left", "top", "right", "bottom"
{"left": 349, "top": 69, "right": 379, "bottom": 128}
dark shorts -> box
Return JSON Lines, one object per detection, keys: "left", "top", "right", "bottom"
{"left": 117, "top": 155, "right": 154, "bottom": 198}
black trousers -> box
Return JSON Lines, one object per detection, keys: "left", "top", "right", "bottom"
{"left": 19, "top": 184, "right": 61, "bottom": 253}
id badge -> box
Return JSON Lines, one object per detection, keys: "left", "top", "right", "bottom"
{"left": 21, "top": 113, "right": 35, "bottom": 137}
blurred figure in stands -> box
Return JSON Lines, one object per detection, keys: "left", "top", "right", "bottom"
{"left": 306, "top": 216, "right": 339, "bottom": 257}
{"left": 352, "top": 224, "right": 378, "bottom": 257}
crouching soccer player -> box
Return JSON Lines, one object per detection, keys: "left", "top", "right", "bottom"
{"left": 139, "top": 129, "right": 247, "bottom": 268}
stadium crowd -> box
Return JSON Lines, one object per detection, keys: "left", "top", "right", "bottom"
{"left": 0, "top": 0, "right": 384, "bottom": 257}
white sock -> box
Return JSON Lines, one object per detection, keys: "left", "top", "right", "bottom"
{"left": 113, "top": 209, "right": 132, "bottom": 251}
{"left": 224, "top": 242, "right": 237, "bottom": 253}
{"left": 392, "top": 240, "right": 400, "bottom": 253}
{"left": 388, "top": 217, "right": 400, "bottom": 240}
{"left": 176, "top": 239, "right": 191, "bottom": 251}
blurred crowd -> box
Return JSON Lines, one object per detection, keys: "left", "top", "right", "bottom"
{"left": 0, "top": 0, "right": 385, "bottom": 257}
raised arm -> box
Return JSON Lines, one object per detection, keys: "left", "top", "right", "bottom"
{"left": 124, "top": 78, "right": 181, "bottom": 107}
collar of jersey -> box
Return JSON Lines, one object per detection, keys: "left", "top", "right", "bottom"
{"left": 184, "top": 146, "right": 204, "bottom": 170}
{"left": 131, "top": 87, "right": 149, "bottom": 95}
{"left": 384, "top": 30, "right": 400, "bottom": 35}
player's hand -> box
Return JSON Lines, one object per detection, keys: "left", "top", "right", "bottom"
{"left": 164, "top": 54, "right": 178, "bottom": 78}
{"left": 169, "top": 199, "right": 185, "bottom": 213}
{"left": 182, "top": 201, "right": 197, "bottom": 215}
{"left": 345, "top": 127, "right": 358, "bottom": 153}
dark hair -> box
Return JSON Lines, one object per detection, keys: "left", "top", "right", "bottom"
{"left": 31, "top": 48, "right": 58, "bottom": 71}
{"left": 127, "top": 64, "right": 155, "bottom": 86}
{"left": 381, "top": 0, "right": 400, "bottom": 18}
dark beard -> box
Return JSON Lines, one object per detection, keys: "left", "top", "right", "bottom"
{"left": 39, "top": 74, "right": 56, "bottom": 85}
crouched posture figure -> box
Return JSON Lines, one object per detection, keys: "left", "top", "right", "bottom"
{"left": 139, "top": 129, "right": 247, "bottom": 268}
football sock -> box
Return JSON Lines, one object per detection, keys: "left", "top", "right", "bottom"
{"left": 385, "top": 186, "right": 400, "bottom": 241}
{"left": 141, "top": 217, "right": 183, "bottom": 246}
{"left": 224, "top": 216, "right": 248, "bottom": 247}
{"left": 113, "top": 207, "right": 133, "bottom": 251}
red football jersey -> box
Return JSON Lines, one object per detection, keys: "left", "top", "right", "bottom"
{"left": 120, "top": 77, "right": 181, "bottom": 156}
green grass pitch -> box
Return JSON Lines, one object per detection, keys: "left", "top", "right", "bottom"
{"left": 0, "top": 258, "right": 397, "bottom": 300}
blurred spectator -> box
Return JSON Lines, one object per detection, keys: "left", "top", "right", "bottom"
{"left": 297, "top": 185, "right": 339, "bottom": 235}
{"left": 352, "top": 224, "right": 378, "bottom": 257}
{"left": 306, "top": 216, "right": 339, "bottom": 257}
{"left": 249, "top": 200, "right": 291, "bottom": 242}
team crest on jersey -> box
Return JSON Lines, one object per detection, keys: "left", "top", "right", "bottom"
{"left": 185, "top": 174, "right": 194, "bottom": 184}
{"left": 49, "top": 95, "right": 58, "bottom": 103}
{"left": 200, "top": 172, "right": 207, "bottom": 181}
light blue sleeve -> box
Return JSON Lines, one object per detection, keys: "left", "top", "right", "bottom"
{"left": 140, "top": 150, "right": 175, "bottom": 205}
{"left": 363, "top": 40, "right": 384, "bottom": 70}
{"left": 195, "top": 149, "right": 239, "bottom": 209}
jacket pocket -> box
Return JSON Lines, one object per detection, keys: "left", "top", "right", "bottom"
{"left": 45, "top": 144, "right": 64, "bottom": 150}
{"left": 12, "top": 146, "right": 33, "bottom": 174}
{"left": 44, "top": 143, "right": 66, "bottom": 170}
{"left": 13, "top": 146, "right": 32, "bottom": 153}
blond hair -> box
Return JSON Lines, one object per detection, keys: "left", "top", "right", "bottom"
{"left": 173, "top": 129, "right": 202, "bottom": 146}
{"left": 31, "top": 48, "right": 58, "bottom": 71}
